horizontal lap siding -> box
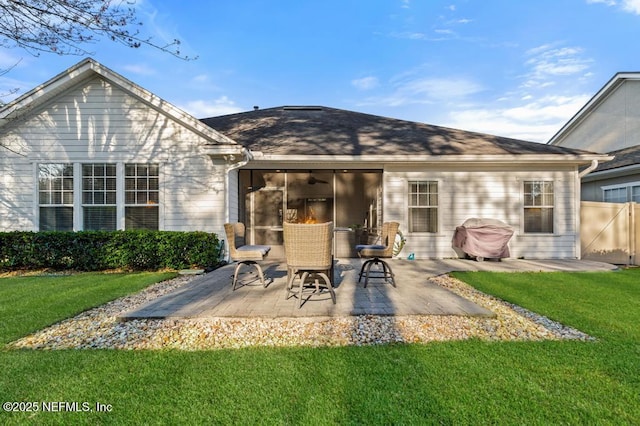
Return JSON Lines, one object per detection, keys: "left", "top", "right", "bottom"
{"left": 0, "top": 154, "right": 34, "bottom": 231}
{"left": 384, "top": 166, "right": 578, "bottom": 259}
{"left": 554, "top": 80, "right": 640, "bottom": 153}
{"left": 0, "top": 77, "right": 226, "bottom": 232}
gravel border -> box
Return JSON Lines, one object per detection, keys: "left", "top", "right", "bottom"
{"left": 7, "top": 273, "right": 594, "bottom": 351}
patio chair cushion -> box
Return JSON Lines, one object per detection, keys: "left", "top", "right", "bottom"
{"left": 355, "top": 244, "right": 386, "bottom": 251}
{"left": 237, "top": 245, "right": 271, "bottom": 256}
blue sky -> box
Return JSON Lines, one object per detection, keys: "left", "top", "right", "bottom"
{"left": 2, "top": 0, "right": 640, "bottom": 142}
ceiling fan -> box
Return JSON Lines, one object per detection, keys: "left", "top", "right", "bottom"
{"left": 307, "top": 172, "right": 329, "bottom": 185}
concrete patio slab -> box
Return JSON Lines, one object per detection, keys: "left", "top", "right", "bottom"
{"left": 119, "top": 258, "right": 617, "bottom": 320}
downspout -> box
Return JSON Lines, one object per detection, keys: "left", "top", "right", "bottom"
{"left": 579, "top": 159, "right": 599, "bottom": 179}
{"left": 576, "top": 159, "right": 599, "bottom": 260}
{"left": 223, "top": 148, "right": 251, "bottom": 224}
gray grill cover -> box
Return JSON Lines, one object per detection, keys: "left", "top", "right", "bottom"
{"left": 453, "top": 218, "right": 514, "bottom": 259}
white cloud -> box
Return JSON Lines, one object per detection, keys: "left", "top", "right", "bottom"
{"left": 122, "top": 64, "right": 157, "bottom": 76}
{"left": 444, "top": 94, "right": 592, "bottom": 142}
{"left": 390, "top": 31, "right": 428, "bottom": 40}
{"left": 525, "top": 45, "right": 592, "bottom": 79}
{"left": 587, "top": 0, "right": 640, "bottom": 14}
{"left": 622, "top": 0, "right": 640, "bottom": 13}
{"left": 586, "top": 0, "right": 616, "bottom": 5}
{"left": 192, "top": 74, "right": 210, "bottom": 83}
{"left": 0, "top": 51, "right": 23, "bottom": 69}
{"left": 178, "top": 96, "right": 243, "bottom": 118}
{"left": 395, "top": 76, "right": 484, "bottom": 102}
{"left": 356, "top": 74, "right": 484, "bottom": 109}
{"left": 352, "top": 76, "right": 379, "bottom": 90}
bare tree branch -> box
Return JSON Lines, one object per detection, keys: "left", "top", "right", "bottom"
{"left": 0, "top": 0, "right": 195, "bottom": 59}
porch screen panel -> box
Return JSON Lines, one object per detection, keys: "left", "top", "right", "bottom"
{"left": 408, "top": 181, "right": 438, "bottom": 233}
{"left": 38, "top": 163, "right": 74, "bottom": 231}
{"left": 286, "top": 171, "right": 333, "bottom": 224}
{"left": 335, "top": 171, "right": 382, "bottom": 230}
{"left": 125, "top": 163, "right": 159, "bottom": 230}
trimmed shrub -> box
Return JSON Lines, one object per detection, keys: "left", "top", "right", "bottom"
{"left": 0, "top": 231, "right": 220, "bottom": 271}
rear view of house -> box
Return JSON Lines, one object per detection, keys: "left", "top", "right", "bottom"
{"left": 0, "top": 59, "right": 610, "bottom": 259}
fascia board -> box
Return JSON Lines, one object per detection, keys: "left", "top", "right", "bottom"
{"left": 582, "top": 163, "right": 640, "bottom": 182}
{"left": 249, "top": 152, "right": 613, "bottom": 166}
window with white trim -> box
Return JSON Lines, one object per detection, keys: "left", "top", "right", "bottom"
{"left": 125, "top": 163, "right": 159, "bottom": 230}
{"left": 82, "top": 163, "right": 117, "bottom": 231}
{"left": 523, "top": 181, "right": 554, "bottom": 233}
{"left": 408, "top": 180, "right": 438, "bottom": 233}
{"left": 603, "top": 187, "right": 628, "bottom": 203}
{"left": 37, "top": 162, "right": 160, "bottom": 231}
{"left": 38, "top": 164, "right": 74, "bottom": 231}
{"left": 602, "top": 183, "right": 640, "bottom": 203}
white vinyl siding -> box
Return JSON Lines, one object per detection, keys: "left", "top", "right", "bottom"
{"left": 384, "top": 166, "right": 578, "bottom": 259}
{"left": 0, "top": 75, "right": 227, "bottom": 233}
{"left": 551, "top": 80, "right": 640, "bottom": 153}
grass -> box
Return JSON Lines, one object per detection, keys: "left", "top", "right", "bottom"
{"left": 0, "top": 272, "right": 176, "bottom": 345}
{"left": 451, "top": 269, "right": 640, "bottom": 342}
{"left": 1, "top": 269, "right": 639, "bottom": 424}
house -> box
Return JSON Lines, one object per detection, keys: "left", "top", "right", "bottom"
{"left": 549, "top": 72, "right": 640, "bottom": 203}
{"left": 0, "top": 58, "right": 611, "bottom": 259}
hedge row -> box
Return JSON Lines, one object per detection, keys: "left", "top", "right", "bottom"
{"left": 0, "top": 231, "right": 222, "bottom": 271}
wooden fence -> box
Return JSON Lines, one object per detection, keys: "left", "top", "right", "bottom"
{"left": 581, "top": 201, "right": 639, "bottom": 265}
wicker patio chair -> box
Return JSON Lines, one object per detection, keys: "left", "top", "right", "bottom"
{"left": 283, "top": 221, "right": 336, "bottom": 308}
{"left": 355, "top": 221, "right": 399, "bottom": 287}
{"left": 224, "top": 223, "right": 271, "bottom": 290}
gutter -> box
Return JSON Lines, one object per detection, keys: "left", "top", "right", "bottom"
{"left": 578, "top": 160, "right": 599, "bottom": 178}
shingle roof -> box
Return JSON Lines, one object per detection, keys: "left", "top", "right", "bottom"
{"left": 201, "top": 106, "right": 597, "bottom": 157}
{"left": 595, "top": 144, "right": 640, "bottom": 172}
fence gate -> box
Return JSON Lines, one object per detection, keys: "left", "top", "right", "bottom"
{"left": 581, "top": 201, "right": 638, "bottom": 265}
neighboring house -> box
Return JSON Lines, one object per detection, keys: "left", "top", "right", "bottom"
{"left": 549, "top": 72, "right": 640, "bottom": 203}
{"left": 0, "top": 59, "right": 610, "bottom": 260}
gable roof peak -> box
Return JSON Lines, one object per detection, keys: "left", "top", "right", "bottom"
{"left": 549, "top": 71, "right": 640, "bottom": 146}
{"left": 0, "top": 58, "right": 237, "bottom": 145}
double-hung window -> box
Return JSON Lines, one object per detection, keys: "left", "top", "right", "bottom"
{"left": 408, "top": 181, "right": 438, "bottom": 233}
{"left": 523, "top": 181, "right": 554, "bottom": 233}
{"left": 38, "top": 164, "right": 74, "bottom": 231}
{"left": 82, "top": 163, "right": 117, "bottom": 231}
{"left": 125, "top": 163, "right": 159, "bottom": 230}
{"left": 37, "top": 162, "right": 160, "bottom": 231}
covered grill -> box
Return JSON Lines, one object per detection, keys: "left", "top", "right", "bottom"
{"left": 453, "top": 218, "right": 514, "bottom": 261}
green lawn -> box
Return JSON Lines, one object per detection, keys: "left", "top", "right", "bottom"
{"left": 1, "top": 269, "right": 639, "bottom": 424}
